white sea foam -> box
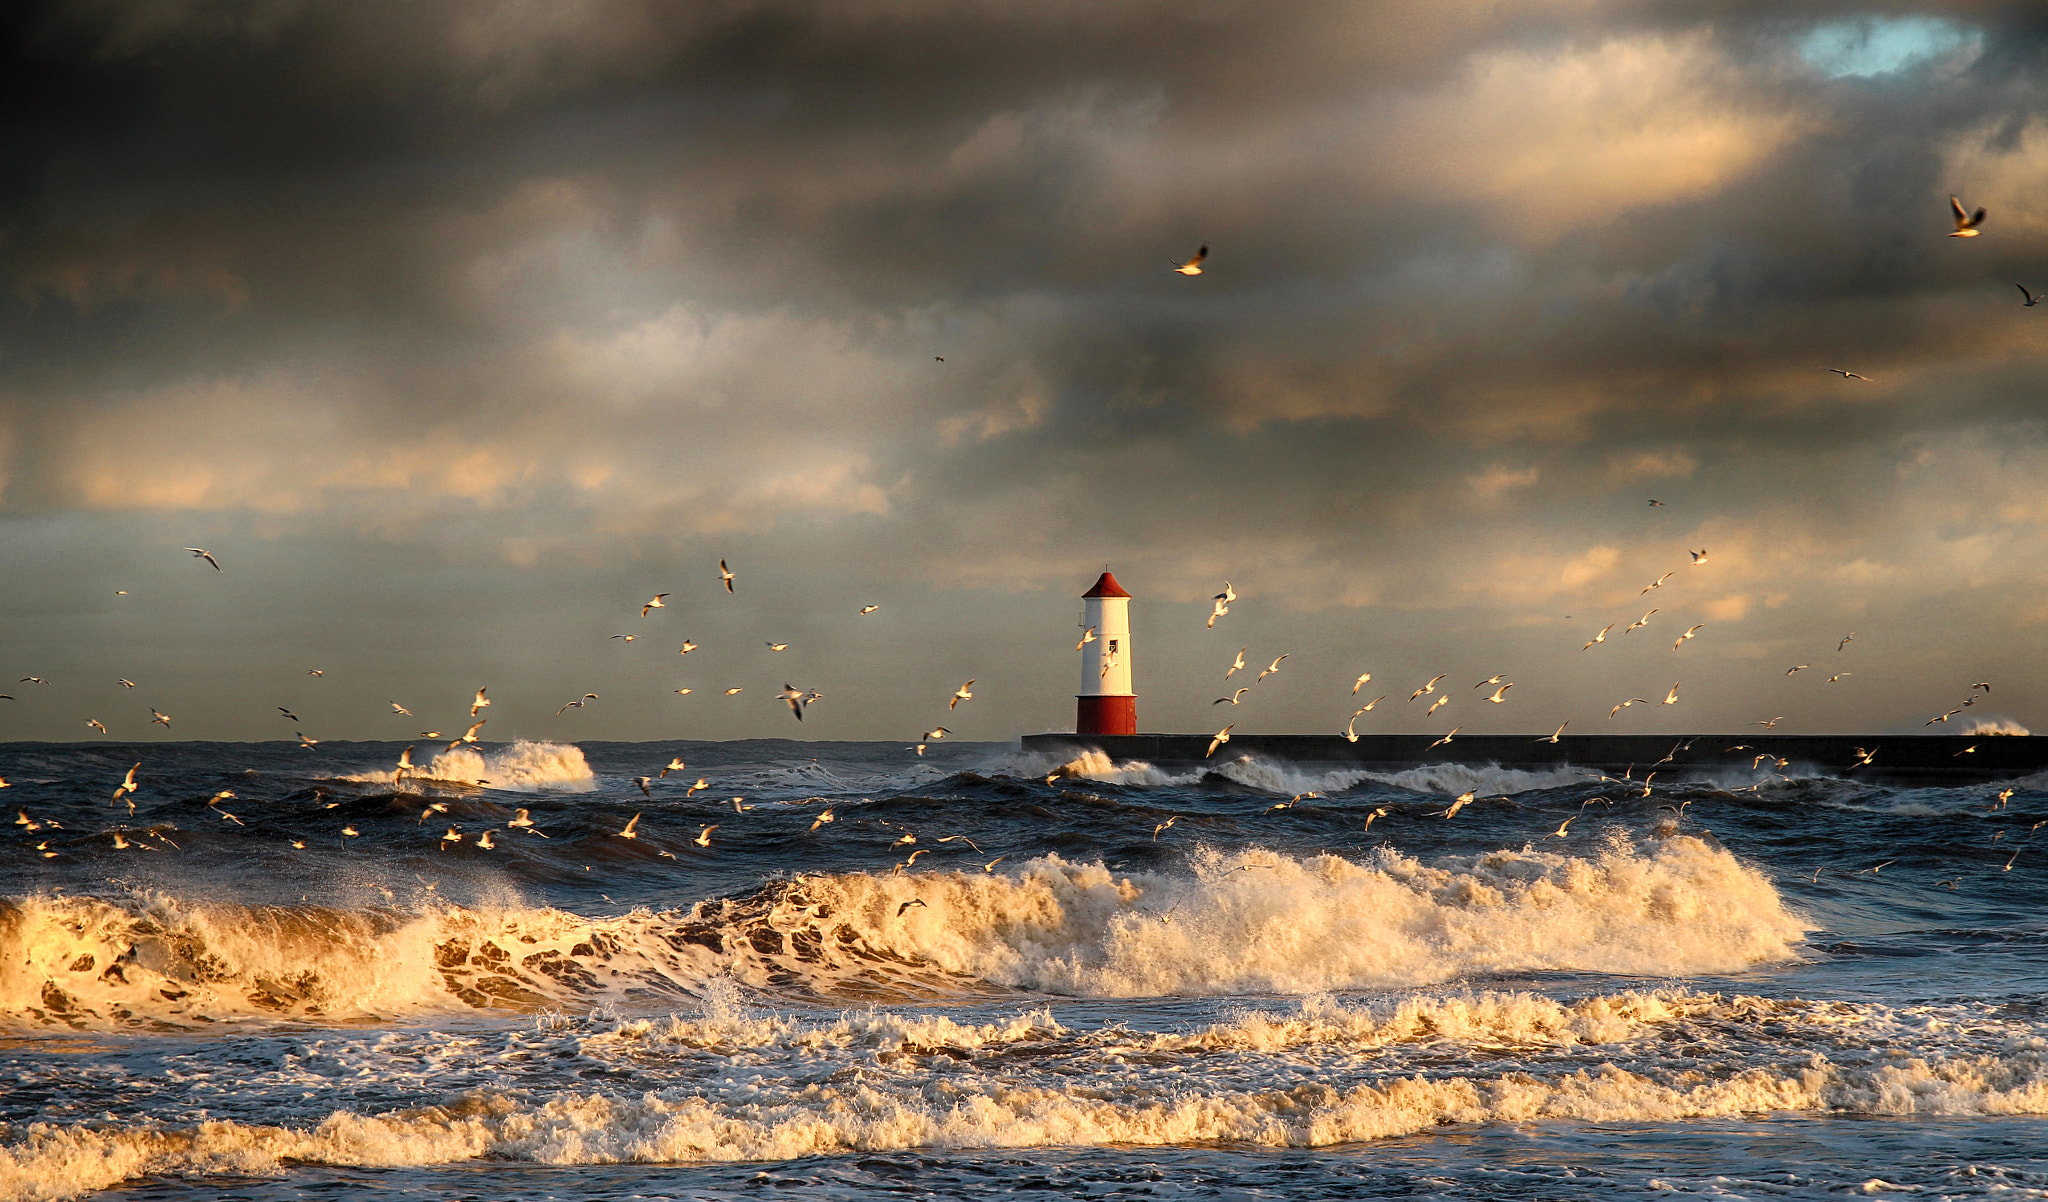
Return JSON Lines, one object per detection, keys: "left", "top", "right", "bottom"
{"left": 341, "top": 740, "right": 595, "bottom": 792}
{"left": 1960, "top": 715, "right": 2030, "bottom": 736}
{"left": 6, "top": 989, "right": 2047, "bottom": 1201}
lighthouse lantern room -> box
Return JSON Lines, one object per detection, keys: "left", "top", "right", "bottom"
{"left": 1076, "top": 570, "right": 1137, "bottom": 736}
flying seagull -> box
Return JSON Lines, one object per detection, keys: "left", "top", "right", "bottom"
{"left": 1214, "top": 688, "right": 1251, "bottom": 706}
{"left": 2021, "top": 284, "right": 2040, "bottom": 307}
{"left": 1950, "top": 195, "right": 1986, "bottom": 237}
{"left": 556, "top": 693, "right": 599, "bottom": 715}
{"left": 1827, "top": 368, "right": 1869, "bottom": 380}
{"left": 719, "top": 559, "right": 735, "bottom": 593}
{"left": 642, "top": 594, "right": 668, "bottom": 616}
{"left": 1226, "top": 648, "right": 1247, "bottom": 679}
{"left": 1172, "top": 244, "right": 1208, "bottom": 275}
{"left": 470, "top": 687, "right": 490, "bottom": 717}
{"left": 184, "top": 547, "right": 222, "bottom": 571}
{"left": 1672, "top": 624, "right": 1705, "bottom": 651}
{"left": 1206, "top": 725, "right": 1234, "bottom": 757}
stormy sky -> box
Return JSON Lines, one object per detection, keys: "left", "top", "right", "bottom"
{"left": 3, "top": 0, "right": 2047, "bottom": 744}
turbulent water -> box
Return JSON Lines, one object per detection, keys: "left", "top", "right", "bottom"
{"left": 2, "top": 739, "right": 2046, "bottom": 1201}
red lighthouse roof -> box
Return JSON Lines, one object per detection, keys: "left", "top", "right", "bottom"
{"left": 1082, "top": 571, "right": 1130, "bottom": 598}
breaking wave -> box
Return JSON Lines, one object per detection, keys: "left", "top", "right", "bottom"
{"left": 0, "top": 833, "right": 1805, "bottom": 1029}
{"left": 341, "top": 740, "right": 595, "bottom": 792}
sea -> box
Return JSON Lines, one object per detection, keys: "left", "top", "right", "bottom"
{"left": 1, "top": 737, "right": 2045, "bottom": 1201}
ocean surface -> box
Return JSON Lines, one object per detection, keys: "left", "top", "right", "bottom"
{"left": 2, "top": 737, "right": 2045, "bottom": 1201}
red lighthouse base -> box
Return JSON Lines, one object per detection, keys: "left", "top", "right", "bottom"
{"left": 1076, "top": 695, "right": 1137, "bottom": 736}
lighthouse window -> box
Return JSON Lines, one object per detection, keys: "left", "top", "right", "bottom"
{"left": 1106, "top": 639, "right": 1119, "bottom": 655}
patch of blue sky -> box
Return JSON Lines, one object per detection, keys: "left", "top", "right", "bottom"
{"left": 1799, "top": 15, "right": 1979, "bottom": 78}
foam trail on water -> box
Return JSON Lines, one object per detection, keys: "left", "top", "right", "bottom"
{"left": 5, "top": 989, "right": 2046, "bottom": 1201}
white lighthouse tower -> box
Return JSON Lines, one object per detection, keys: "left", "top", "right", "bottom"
{"left": 1077, "top": 570, "right": 1136, "bottom": 736}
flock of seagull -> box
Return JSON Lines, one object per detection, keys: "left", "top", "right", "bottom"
{"left": 5, "top": 206, "right": 2040, "bottom": 885}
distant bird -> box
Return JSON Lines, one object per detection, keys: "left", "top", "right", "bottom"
{"left": 810, "top": 808, "right": 835, "bottom": 832}
{"left": 673, "top": 688, "right": 693, "bottom": 696}
{"left": 1827, "top": 673, "right": 1852, "bottom": 684}
{"left": 117, "top": 678, "right": 136, "bottom": 689}
{"left": 278, "top": 707, "right": 299, "bottom": 722}
{"left": 1226, "top": 648, "right": 1247, "bottom": 679}
{"left": 557, "top": 693, "right": 599, "bottom": 715}
{"left": 470, "top": 687, "right": 490, "bottom": 717}
{"left": 1472, "top": 675, "right": 1504, "bottom": 690}
{"left": 1641, "top": 572, "right": 1674, "bottom": 594}
{"left": 1838, "top": 633, "right": 1856, "bottom": 652}
{"left": 1352, "top": 672, "right": 1372, "bottom": 695}
{"left": 1483, "top": 683, "right": 1513, "bottom": 704}
{"left": 20, "top": 677, "right": 47, "bottom": 684}
{"left": 341, "top": 825, "right": 360, "bottom": 841}
{"left": 1673, "top": 625, "right": 1705, "bottom": 651}
{"left": 1757, "top": 716, "right": 1784, "bottom": 729}
{"left": 1362, "top": 807, "right": 1388, "bottom": 832}
{"left": 2021, "top": 284, "right": 2040, "bottom": 307}
{"left": 765, "top": 642, "right": 789, "bottom": 651}
{"left": 1661, "top": 682, "right": 1681, "bottom": 706}
{"left": 610, "top": 634, "right": 636, "bottom": 642}
{"left": 1582, "top": 624, "right": 1614, "bottom": 651}
{"left": 897, "top": 899, "right": 927, "bottom": 916}
{"left": 1624, "top": 609, "right": 1657, "bottom": 633}
{"left": 1850, "top": 746, "right": 1879, "bottom": 767}
{"left": 1206, "top": 725, "right": 1234, "bottom": 757}
{"left": 1647, "top": 499, "right": 1665, "bottom": 506}
{"left": 1827, "top": 368, "right": 1869, "bottom": 381}
{"left": 923, "top": 726, "right": 951, "bottom": 741}
{"left": 1689, "top": 549, "right": 1707, "bottom": 564}
{"left": 723, "top": 688, "right": 743, "bottom": 696}
{"left": 1786, "top": 664, "right": 1809, "bottom": 676}
{"left": 719, "top": 559, "right": 735, "bottom": 592}
{"left": 1215, "top": 688, "right": 1251, "bottom": 706}
{"left": 440, "top": 825, "right": 463, "bottom": 848}
{"left": 1358, "top": 694, "right": 1387, "bottom": 711}
{"left": 860, "top": 605, "right": 880, "bottom": 615}
{"left": 150, "top": 708, "right": 170, "bottom": 727}
{"left": 1427, "top": 694, "right": 1452, "bottom": 716}
{"left": 1926, "top": 709, "right": 1963, "bottom": 726}
{"left": 659, "top": 758, "right": 686, "bottom": 778}
{"left": 1207, "top": 597, "right": 1230, "bottom": 629}
{"left": 983, "top": 857, "right": 1006, "bottom": 872}
{"left": 1152, "top": 815, "right": 1179, "bottom": 840}
{"left": 87, "top": 719, "right": 107, "bottom": 734}
{"left": 1950, "top": 195, "right": 1986, "bottom": 237}
{"left": 184, "top": 547, "right": 222, "bottom": 571}
{"left": 686, "top": 778, "right": 708, "bottom": 795}
{"left": 475, "top": 831, "right": 496, "bottom": 850}
{"left": 1546, "top": 817, "right": 1575, "bottom": 839}
{"left": 508, "top": 809, "right": 547, "bottom": 837}
{"left": 777, "top": 684, "right": 810, "bottom": 722}
{"left": 396, "top": 746, "right": 416, "bottom": 776}
{"left": 1172, "top": 244, "right": 1209, "bottom": 275}
{"left": 114, "top": 763, "right": 140, "bottom": 801}
{"left": 416, "top": 801, "right": 448, "bottom": 824}
{"left": 633, "top": 777, "right": 652, "bottom": 798}
{"left": 678, "top": 640, "right": 697, "bottom": 655}
{"left": 694, "top": 824, "right": 717, "bottom": 847}
{"left": 1536, "top": 722, "right": 1569, "bottom": 743}
{"left": 1428, "top": 727, "right": 1461, "bottom": 748}
{"left": 950, "top": 681, "right": 975, "bottom": 709}
{"left": 1609, "top": 698, "right": 1649, "bottom": 719}
{"left": 1343, "top": 709, "right": 1367, "bottom": 742}
{"left": 296, "top": 731, "right": 318, "bottom": 748}
{"left": 1076, "top": 626, "right": 1096, "bottom": 651}
{"left": 617, "top": 813, "right": 641, "bottom": 839}
{"left": 641, "top": 594, "right": 668, "bottom": 616}
{"left": 389, "top": 700, "right": 413, "bottom": 716}
{"left": 1973, "top": 682, "right": 1992, "bottom": 693}
{"left": 307, "top": 669, "right": 323, "bottom": 676}
{"left": 1955, "top": 745, "right": 1978, "bottom": 757}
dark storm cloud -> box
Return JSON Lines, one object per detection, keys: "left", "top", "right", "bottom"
{"left": 3, "top": 0, "right": 2048, "bottom": 739}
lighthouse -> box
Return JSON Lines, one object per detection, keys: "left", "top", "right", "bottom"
{"left": 1077, "top": 571, "right": 1137, "bottom": 735}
